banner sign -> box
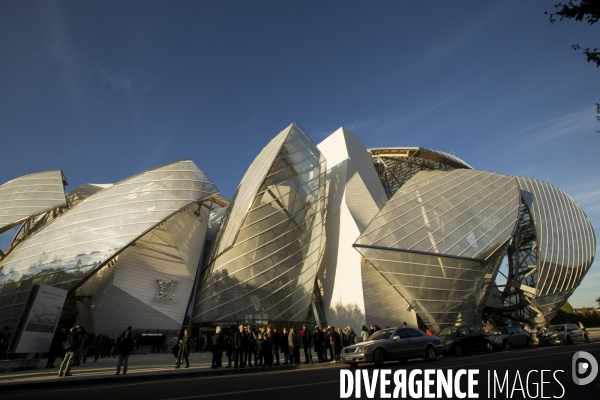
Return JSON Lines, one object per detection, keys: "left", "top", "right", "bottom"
{"left": 9, "top": 284, "right": 68, "bottom": 354}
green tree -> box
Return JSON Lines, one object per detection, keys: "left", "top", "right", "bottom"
{"left": 596, "top": 295, "right": 600, "bottom": 307}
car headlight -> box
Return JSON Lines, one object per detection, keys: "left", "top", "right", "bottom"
{"left": 355, "top": 346, "right": 371, "bottom": 353}
{"left": 444, "top": 340, "right": 453, "bottom": 346}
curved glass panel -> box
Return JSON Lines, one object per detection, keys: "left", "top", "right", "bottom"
{"left": 516, "top": 177, "right": 596, "bottom": 323}
{"left": 0, "top": 170, "right": 66, "bottom": 234}
{"left": 356, "top": 169, "right": 521, "bottom": 261}
{"left": 193, "top": 123, "right": 326, "bottom": 324}
{"left": 0, "top": 160, "right": 218, "bottom": 329}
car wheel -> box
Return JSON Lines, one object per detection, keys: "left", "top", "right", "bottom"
{"left": 373, "top": 349, "right": 385, "bottom": 366}
{"left": 349, "top": 363, "right": 358, "bottom": 369}
{"left": 527, "top": 338, "right": 534, "bottom": 349}
{"left": 584, "top": 334, "right": 590, "bottom": 343}
{"left": 454, "top": 345, "right": 463, "bottom": 356}
{"left": 425, "top": 346, "right": 437, "bottom": 362}
{"left": 484, "top": 341, "right": 494, "bottom": 353}
{"left": 557, "top": 336, "right": 566, "bottom": 346}
{"left": 502, "top": 341, "right": 512, "bottom": 351}
{"left": 566, "top": 336, "right": 573, "bottom": 345}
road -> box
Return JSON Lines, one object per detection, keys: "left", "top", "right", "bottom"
{"left": 1, "top": 342, "right": 599, "bottom": 399}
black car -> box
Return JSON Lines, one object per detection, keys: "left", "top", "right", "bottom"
{"left": 488, "top": 326, "right": 535, "bottom": 351}
{"left": 438, "top": 324, "right": 493, "bottom": 356}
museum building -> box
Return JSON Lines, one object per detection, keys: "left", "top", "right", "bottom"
{"left": 0, "top": 123, "right": 595, "bottom": 354}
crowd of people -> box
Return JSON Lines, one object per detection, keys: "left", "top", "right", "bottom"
{"left": 36, "top": 321, "right": 406, "bottom": 376}
{"left": 203, "top": 323, "right": 384, "bottom": 370}
{"left": 47, "top": 325, "right": 135, "bottom": 377}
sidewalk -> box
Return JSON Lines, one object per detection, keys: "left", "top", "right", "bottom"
{"left": 0, "top": 351, "right": 334, "bottom": 392}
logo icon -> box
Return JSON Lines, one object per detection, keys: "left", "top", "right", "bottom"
{"left": 156, "top": 278, "right": 177, "bottom": 300}
{"left": 572, "top": 351, "right": 598, "bottom": 385}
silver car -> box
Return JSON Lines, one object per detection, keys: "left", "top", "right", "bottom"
{"left": 538, "top": 324, "right": 590, "bottom": 346}
{"left": 341, "top": 327, "right": 443, "bottom": 368}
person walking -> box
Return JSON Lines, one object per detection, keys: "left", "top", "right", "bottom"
{"left": 211, "top": 327, "right": 224, "bottom": 369}
{"left": 175, "top": 328, "right": 190, "bottom": 368}
{"left": 58, "top": 327, "right": 79, "bottom": 377}
{"left": 300, "top": 324, "right": 312, "bottom": 364}
{"left": 116, "top": 331, "right": 134, "bottom": 375}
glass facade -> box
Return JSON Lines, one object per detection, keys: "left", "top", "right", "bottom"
{"left": 515, "top": 177, "right": 596, "bottom": 324}
{"left": 193, "top": 123, "right": 326, "bottom": 324}
{"left": 0, "top": 170, "right": 67, "bottom": 235}
{"left": 354, "top": 169, "right": 521, "bottom": 331}
{"left": 0, "top": 160, "right": 218, "bottom": 330}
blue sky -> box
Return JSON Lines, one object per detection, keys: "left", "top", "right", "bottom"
{"left": 1, "top": 1, "right": 598, "bottom": 307}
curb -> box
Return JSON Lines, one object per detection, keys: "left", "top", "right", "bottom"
{"left": 0, "top": 361, "right": 339, "bottom": 393}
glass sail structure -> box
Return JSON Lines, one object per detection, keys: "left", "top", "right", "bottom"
{"left": 354, "top": 169, "right": 521, "bottom": 332}
{"left": 0, "top": 170, "right": 67, "bottom": 236}
{"left": 0, "top": 159, "right": 218, "bottom": 331}
{"left": 193, "top": 123, "right": 327, "bottom": 324}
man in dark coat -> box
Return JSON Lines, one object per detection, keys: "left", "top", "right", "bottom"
{"left": 210, "top": 327, "right": 224, "bottom": 369}
{"left": 45, "top": 328, "right": 67, "bottom": 368}
{"left": 271, "top": 326, "right": 281, "bottom": 366}
{"left": 300, "top": 324, "right": 313, "bottom": 364}
{"left": 116, "top": 330, "right": 134, "bottom": 375}
{"left": 233, "top": 324, "right": 247, "bottom": 368}
{"left": 313, "top": 326, "right": 324, "bottom": 363}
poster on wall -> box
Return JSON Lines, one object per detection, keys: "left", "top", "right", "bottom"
{"left": 9, "top": 284, "right": 67, "bottom": 354}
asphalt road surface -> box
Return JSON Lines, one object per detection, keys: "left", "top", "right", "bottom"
{"left": 2, "top": 342, "right": 599, "bottom": 400}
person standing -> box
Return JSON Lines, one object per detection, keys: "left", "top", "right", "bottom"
{"left": 233, "top": 324, "right": 246, "bottom": 368}
{"left": 175, "top": 328, "right": 190, "bottom": 368}
{"left": 360, "top": 325, "right": 369, "bottom": 342}
{"left": 116, "top": 331, "right": 134, "bottom": 375}
{"left": 210, "top": 327, "right": 224, "bottom": 369}
{"left": 288, "top": 328, "right": 300, "bottom": 365}
{"left": 58, "top": 327, "right": 79, "bottom": 377}
{"left": 313, "top": 326, "right": 324, "bottom": 362}
{"left": 345, "top": 326, "right": 356, "bottom": 346}
{"left": 271, "top": 326, "right": 281, "bottom": 366}
{"left": 300, "top": 324, "right": 312, "bottom": 364}
{"left": 281, "top": 327, "right": 290, "bottom": 365}
{"left": 171, "top": 334, "right": 179, "bottom": 359}
{"left": 246, "top": 326, "right": 257, "bottom": 368}
{"left": 334, "top": 328, "right": 343, "bottom": 362}
{"left": 325, "top": 327, "right": 334, "bottom": 362}
{"left": 45, "top": 328, "right": 67, "bottom": 368}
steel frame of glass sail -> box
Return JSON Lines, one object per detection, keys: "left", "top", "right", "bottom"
{"left": 369, "top": 147, "right": 472, "bottom": 199}
{"left": 193, "top": 123, "right": 326, "bottom": 326}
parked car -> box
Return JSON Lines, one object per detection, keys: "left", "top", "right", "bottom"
{"left": 341, "top": 327, "right": 443, "bottom": 368}
{"left": 438, "top": 324, "right": 494, "bottom": 356}
{"left": 537, "top": 324, "right": 590, "bottom": 346}
{"left": 488, "top": 326, "right": 535, "bottom": 351}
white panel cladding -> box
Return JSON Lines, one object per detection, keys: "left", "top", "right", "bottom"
{"left": 317, "top": 127, "right": 416, "bottom": 330}
{"left": 75, "top": 206, "right": 209, "bottom": 336}
{"left": 162, "top": 206, "right": 209, "bottom": 279}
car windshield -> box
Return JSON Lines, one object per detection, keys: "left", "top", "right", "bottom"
{"left": 488, "top": 328, "right": 506, "bottom": 336}
{"left": 366, "top": 329, "right": 394, "bottom": 341}
{"left": 438, "top": 327, "right": 457, "bottom": 336}
{"left": 548, "top": 326, "right": 566, "bottom": 332}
